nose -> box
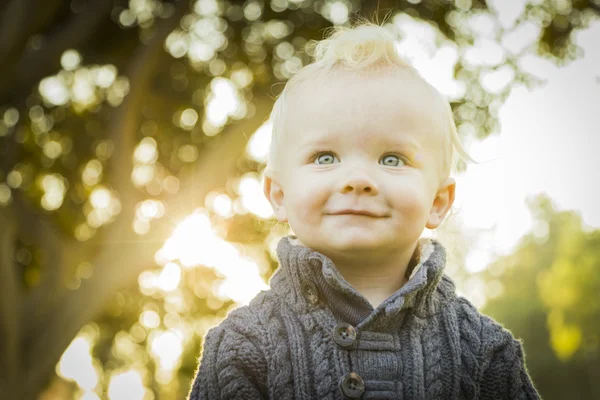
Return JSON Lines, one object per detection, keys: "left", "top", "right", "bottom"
{"left": 339, "top": 169, "right": 378, "bottom": 195}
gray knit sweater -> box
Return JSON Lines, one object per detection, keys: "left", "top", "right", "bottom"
{"left": 188, "top": 235, "right": 540, "bottom": 399}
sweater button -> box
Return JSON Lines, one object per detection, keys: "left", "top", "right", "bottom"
{"left": 301, "top": 281, "right": 319, "bottom": 305}
{"left": 332, "top": 323, "right": 357, "bottom": 348}
{"left": 340, "top": 372, "right": 364, "bottom": 398}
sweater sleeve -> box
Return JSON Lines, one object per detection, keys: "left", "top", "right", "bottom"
{"left": 479, "top": 322, "right": 540, "bottom": 400}
{"left": 187, "top": 322, "right": 268, "bottom": 400}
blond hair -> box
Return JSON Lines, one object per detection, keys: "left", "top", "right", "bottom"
{"left": 264, "top": 22, "right": 475, "bottom": 183}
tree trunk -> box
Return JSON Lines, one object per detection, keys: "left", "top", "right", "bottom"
{"left": 0, "top": 207, "right": 21, "bottom": 399}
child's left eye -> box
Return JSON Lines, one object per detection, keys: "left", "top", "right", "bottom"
{"left": 381, "top": 154, "right": 406, "bottom": 167}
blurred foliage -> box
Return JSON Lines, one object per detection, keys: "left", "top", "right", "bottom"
{"left": 481, "top": 195, "right": 600, "bottom": 400}
{"left": 0, "top": 0, "right": 598, "bottom": 399}
{"left": 526, "top": 0, "right": 599, "bottom": 62}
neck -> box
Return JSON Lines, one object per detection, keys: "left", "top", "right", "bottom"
{"left": 325, "top": 242, "right": 420, "bottom": 308}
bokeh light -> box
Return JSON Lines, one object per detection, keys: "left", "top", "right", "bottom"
{"left": 155, "top": 210, "right": 269, "bottom": 304}
{"left": 107, "top": 370, "right": 148, "bottom": 400}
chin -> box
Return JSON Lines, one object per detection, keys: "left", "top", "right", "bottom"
{"left": 324, "top": 233, "right": 388, "bottom": 252}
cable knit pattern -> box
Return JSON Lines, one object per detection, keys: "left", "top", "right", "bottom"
{"left": 423, "top": 314, "right": 443, "bottom": 399}
{"left": 188, "top": 235, "right": 540, "bottom": 399}
{"left": 457, "top": 298, "right": 483, "bottom": 399}
{"left": 300, "top": 311, "right": 337, "bottom": 399}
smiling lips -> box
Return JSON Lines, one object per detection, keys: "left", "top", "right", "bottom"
{"left": 330, "top": 209, "right": 385, "bottom": 217}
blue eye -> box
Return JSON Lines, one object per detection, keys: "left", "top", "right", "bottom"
{"left": 314, "top": 152, "right": 337, "bottom": 165}
{"left": 381, "top": 154, "right": 406, "bottom": 167}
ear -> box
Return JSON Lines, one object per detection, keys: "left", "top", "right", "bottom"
{"left": 263, "top": 172, "right": 288, "bottom": 222}
{"left": 426, "top": 177, "right": 455, "bottom": 229}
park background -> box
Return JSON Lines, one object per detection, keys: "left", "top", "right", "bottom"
{"left": 0, "top": 0, "right": 598, "bottom": 398}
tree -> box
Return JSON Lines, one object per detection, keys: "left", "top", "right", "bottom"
{"left": 481, "top": 195, "right": 600, "bottom": 400}
{"left": 0, "top": 0, "right": 597, "bottom": 398}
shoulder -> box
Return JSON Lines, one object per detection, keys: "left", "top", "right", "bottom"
{"left": 449, "top": 299, "right": 540, "bottom": 398}
{"left": 451, "top": 295, "right": 522, "bottom": 361}
{"left": 190, "top": 295, "right": 274, "bottom": 399}
{"left": 204, "top": 288, "right": 287, "bottom": 346}
{"left": 208, "top": 290, "right": 276, "bottom": 338}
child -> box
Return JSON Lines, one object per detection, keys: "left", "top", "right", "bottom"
{"left": 188, "top": 23, "right": 540, "bottom": 399}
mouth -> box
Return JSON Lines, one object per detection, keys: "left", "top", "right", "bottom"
{"left": 330, "top": 210, "right": 385, "bottom": 217}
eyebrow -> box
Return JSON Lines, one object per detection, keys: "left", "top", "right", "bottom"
{"left": 382, "top": 136, "right": 422, "bottom": 152}
{"left": 299, "top": 138, "right": 333, "bottom": 151}
{"left": 299, "top": 135, "right": 422, "bottom": 151}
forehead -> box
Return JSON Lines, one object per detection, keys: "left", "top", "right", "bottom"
{"left": 283, "top": 69, "right": 445, "bottom": 148}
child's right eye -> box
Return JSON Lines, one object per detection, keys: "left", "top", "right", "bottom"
{"left": 314, "top": 152, "right": 337, "bottom": 165}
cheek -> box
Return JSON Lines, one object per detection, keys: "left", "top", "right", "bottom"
{"left": 389, "top": 180, "right": 431, "bottom": 215}
{"left": 285, "top": 177, "right": 328, "bottom": 219}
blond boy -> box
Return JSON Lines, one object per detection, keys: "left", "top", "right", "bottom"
{"left": 189, "top": 23, "right": 540, "bottom": 399}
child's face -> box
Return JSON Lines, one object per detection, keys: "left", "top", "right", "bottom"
{"left": 265, "top": 69, "right": 454, "bottom": 258}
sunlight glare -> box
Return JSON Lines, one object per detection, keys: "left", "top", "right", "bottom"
{"left": 246, "top": 121, "right": 272, "bottom": 164}
{"left": 58, "top": 336, "right": 99, "bottom": 391}
{"left": 212, "top": 194, "right": 233, "bottom": 217}
{"left": 480, "top": 65, "right": 515, "bottom": 94}
{"left": 138, "top": 199, "right": 164, "bottom": 219}
{"left": 501, "top": 21, "right": 540, "bottom": 55}
{"left": 166, "top": 30, "right": 189, "bottom": 58}
{"left": 487, "top": 0, "right": 528, "bottom": 28}
{"left": 72, "top": 69, "right": 97, "bottom": 106}
{"left": 157, "top": 210, "right": 269, "bottom": 304}
{"left": 238, "top": 173, "right": 273, "bottom": 219}
{"left": 39, "top": 76, "right": 70, "bottom": 106}
{"left": 464, "top": 38, "right": 506, "bottom": 67}
{"left": 149, "top": 330, "right": 183, "bottom": 371}
{"left": 322, "top": 1, "right": 349, "bottom": 25}
{"left": 188, "top": 41, "right": 215, "bottom": 63}
{"left": 134, "top": 137, "right": 158, "bottom": 164}
{"left": 40, "top": 174, "right": 66, "bottom": 210}
{"left": 180, "top": 108, "right": 199, "bottom": 129}
{"left": 230, "top": 66, "right": 253, "bottom": 88}
{"left": 78, "top": 392, "right": 101, "bottom": 400}
{"left": 90, "top": 186, "right": 111, "bottom": 209}
{"left": 95, "top": 65, "right": 118, "bottom": 88}
{"left": 178, "top": 144, "right": 198, "bottom": 162}
{"left": 465, "top": 247, "right": 493, "bottom": 273}
{"left": 82, "top": 160, "right": 103, "bottom": 186}
{"left": 205, "top": 77, "right": 241, "bottom": 128}
{"left": 140, "top": 310, "right": 161, "bottom": 329}
{"left": 43, "top": 140, "right": 63, "bottom": 159}
{"left": 161, "top": 212, "right": 213, "bottom": 266}
{"left": 392, "top": 14, "right": 461, "bottom": 98}
{"left": 131, "top": 165, "right": 155, "bottom": 186}
{"left": 156, "top": 262, "right": 181, "bottom": 292}
{"left": 107, "top": 370, "right": 147, "bottom": 400}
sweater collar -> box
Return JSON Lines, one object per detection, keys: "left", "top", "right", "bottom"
{"left": 269, "top": 235, "right": 452, "bottom": 328}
